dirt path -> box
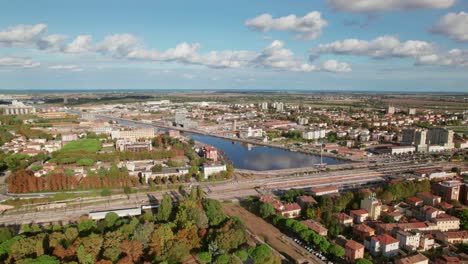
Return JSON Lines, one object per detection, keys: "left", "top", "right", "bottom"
{"left": 223, "top": 202, "right": 319, "bottom": 264}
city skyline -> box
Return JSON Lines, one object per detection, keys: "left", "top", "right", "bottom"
{"left": 0, "top": 0, "right": 467, "bottom": 91}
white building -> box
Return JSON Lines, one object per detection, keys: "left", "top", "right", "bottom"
{"left": 370, "top": 234, "right": 399, "bottom": 257}
{"left": 302, "top": 130, "right": 326, "bottom": 140}
{"left": 391, "top": 146, "right": 416, "bottom": 155}
{"left": 240, "top": 127, "right": 263, "bottom": 138}
{"left": 202, "top": 164, "right": 227, "bottom": 178}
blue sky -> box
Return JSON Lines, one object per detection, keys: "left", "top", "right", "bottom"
{"left": 0, "top": 0, "right": 467, "bottom": 92}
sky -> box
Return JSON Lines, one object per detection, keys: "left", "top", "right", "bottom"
{"left": 0, "top": 0, "right": 467, "bottom": 92}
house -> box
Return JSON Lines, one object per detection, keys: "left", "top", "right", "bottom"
{"left": 431, "top": 214, "right": 460, "bottom": 231}
{"left": 344, "top": 240, "right": 365, "bottom": 263}
{"left": 333, "top": 212, "right": 353, "bottom": 227}
{"left": 435, "top": 230, "right": 468, "bottom": 244}
{"left": 280, "top": 203, "right": 302, "bottom": 218}
{"left": 406, "top": 196, "right": 424, "bottom": 207}
{"left": 370, "top": 234, "right": 400, "bottom": 258}
{"left": 350, "top": 209, "right": 369, "bottom": 224}
{"left": 361, "top": 195, "right": 382, "bottom": 220}
{"left": 435, "top": 255, "right": 461, "bottom": 264}
{"left": 420, "top": 205, "right": 445, "bottom": 221}
{"left": 296, "top": 196, "right": 317, "bottom": 208}
{"left": 396, "top": 230, "right": 421, "bottom": 251}
{"left": 301, "top": 220, "right": 328, "bottom": 236}
{"left": 201, "top": 145, "right": 218, "bottom": 161}
{"left": 417, "top": 192, "right": 442, "bottom": 206}
{"left": 309, "top": 186, "right": 339, "bottom": 196}
{"left": 395, "top": 253, "right": 429, "bottom": 264}
{"left": 354, "top": 224, "right": 375, "bottom": 240}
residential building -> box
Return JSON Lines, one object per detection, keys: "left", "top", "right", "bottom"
{"left": 350, "top": 209, "right": 369, "bottom": 224}
{"left": 387, "top": 106, "right": 395, "bottom": 115}
{"left": 310, "top": 186, "right": 339, "bottom": 196}
{"left": 370, "top": 234, "right": 400, "bottom": 258}
{"left": 431, "top": 215, "right": 460, "bottom": 231}
{"left": 116, "top": 140, "right": 152, "bottom": 152}
{"left": 111, "top": 128, "right": 155, "bottom": 140}
{"left": 432, "top": 180, "right": 462, "bottom": 203}
{"left": 408, "top": 108, "right": 417, "bottom": 115}
{"left": 395, "top": 254, "right": 429, "bottom": 264}
{"left": 435, "top": 230, "right": 468, "bottom": 244}
{"left": 396, "top": 230, "right": 421, "bottom": 251}
{"left": 240, "top": 127, "right": 263, "bottom": 138}
{"left": 280, "top": 203, "right": 302, "bottom": 218}
{"left": 296, "top": 196, "right": 317, "bottom": 208}
{"left": 406, "top": 196, "right": 424, "bottom": 207}
{"left": 302, "top": 130, "right": 326, "bottom": 140}
{"left": 344, "top": 240, "right": 365, "bottom": 263}
{"left": 361, "top": 195, "right": 382, "bottom": 220}
{"left": 333, "top": 212, "right": 354, "bottom": 227}
{"left": 417, "top": 192, "right": 442, "bottom": 206}
{"left": 301, "top": 220, "right": 328, "bottom": 236}
{"left": 354, "top": 224, "right": 375, "bottom": 240}
{"left": 427, "top": 128, "right": 454, "bottom": 149}
{"left": 202, "top": 145, "right": 218, "bottom": 161}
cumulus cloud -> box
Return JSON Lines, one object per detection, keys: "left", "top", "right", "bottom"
{"left": 416, "top": 49, "right": 468, "bottom": 67}
{"left": 48, "top": 64, "right": 83, "bottom": 71}
{"left": 311, "top": 36, "right": 436, "bottom": 59}
{"left": 321, "top": 59, "right": 352, "bottom": 73}
{"left": 95, "top": 34, "right": 141, "bottom": 57}
{"left": 127, "top": 42, "right": 257, "bottom": 69}
{"left": 62, "top": 35, "right": 92, "bottom": 53}
{"left": 0, "top": 23, "right": 48, "bottom": 47}
{"left": 327, "top": 0, "right": 456, "bottom": 12}
{"left": 431, "top": 12, "right": 468, "bottom": 42}
{"left": 36, "top": 34, "right": 68, "bottom": 50}
{"left": 245, "top": 11, "right": 328, "bottom": 40}
{"left": 0, "top": 56, "right": 40, "bottom": 68}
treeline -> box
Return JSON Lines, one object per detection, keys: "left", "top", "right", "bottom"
{"left": 50, "top": 149, "right": 177, "bottom": 165}
{"left": 251, "top": 198, "right": 345, "bottom": 259}
{"left": 378, "top": 180, "right": 431, "bottom": 203}
{"left": 0, "top": 194, "right": 278, "bottom": 264}
{"left": 6, "top": 165, "right": 137, "bottom": 193}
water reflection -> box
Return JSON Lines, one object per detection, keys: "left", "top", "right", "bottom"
{"left": 189, "top": 134, "right": 345, "bottom": 171}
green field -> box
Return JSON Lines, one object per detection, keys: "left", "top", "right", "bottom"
{"left": 60, "top": 138, "right": 102, "bottom": 153}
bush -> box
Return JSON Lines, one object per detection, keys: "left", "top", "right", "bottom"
{"left": 76, "top": 158, "right": 95, "bottom": 166}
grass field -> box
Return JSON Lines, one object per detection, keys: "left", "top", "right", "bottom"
{"left": 60, "top": 138, "right": 102, "bottom": 153}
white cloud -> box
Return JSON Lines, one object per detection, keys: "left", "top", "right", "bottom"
{"left": 416, "top": 49, "right": 468, "bottom": 67}
{"left": 0, "top": 56, "right": 40, "bottom": 68}
{"left": 36, "top": 34, "right": 68, "bottom": 50}
{"left": 327, "top": 0, "right": 456, "bottom": 12}
{"left": 0, "top": 24, "right": 47, "bottom": 47}
{"left": 431, "top": 12, "right": 468, "bottom": 42}
{"left": 321, "top": 59, "right": 352, "bottom": 73}
{"left": 95, "top": 34, "right": 141, "bottom": 57}
{"left": 311, "top": 36, "right": 435, "bottom": 59}
{"left": 62, "top": 35, "right": 92, "bottom": 53}
{"left": 245, "top": 11, "right": 328, "bottom": 40}
{"left": 48, "top": 64, "right": 83, "bottom": 71}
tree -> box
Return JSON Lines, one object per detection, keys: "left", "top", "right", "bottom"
{"left": 102, "top": 230, "right": 125, "bottom": 262}
{"left": 203, "top": 199, "right": 226, "bottom": 227}
{"left": 356, "top": 259, "right": 373, "bottom": 264}
{"left": 198, "top": 252, "right": 212, "bottom": 263}
{"left": 104, "top": 212, "right": 120, "bottom": 229}
{"left": 249, "top": 244, "right": 280, "bottom": 264}
{"left": 457, "top": 209, "right": 468, "bottom": 230}
{"left": 119, "top": 240, "right": 143, "bottom": 264}
{"left": 0, "top": 227, "right": 12, "bottom": 244}
{"left": 235, "top": 250, "right": 249, "bottom": 262}
{"left": 132, "top": 222, "right": 154, "bottom": 247}
{"left": 20, "top": 254, "right": 60, "bottom": 264}
{"left": 213, "top": 218, "right": 247, "bottom": 252}
{"left": 157, "top": 194, "right": 173, "bottom": 222}
{"left": 259, "top": 202, "right": 276, "bottom": 219}
{"left": 77, "top": 219, "right": 97, "bottom": 235}
{"left": 328, "top": 244, "right": 345, "bottom": 257}
{"left": 151, "top": 164, "right": 162, "bottom": 173}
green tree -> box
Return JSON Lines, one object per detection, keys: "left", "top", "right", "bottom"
{"left": 0, "top": 227, "right": 12, "bottom": 244}
{"left": 249, "top": 244, "right": 280, "bottom": 264}
{"left": 356, "top": 259, "right": 373, "bottom": 264}
{"left": 259, "top": 202, "right": 276, "bottom": 219}
{"left": 77, "top": 219, "right": 97, "bottom": 235}
{"left": 213, "top": 218, "right": 247, "bottom": 252}
{"left": 235, "top": 250, "right": 249, "bottom": 262}
{"left": 457, "top": 209, "right": 468, "bottom": 230}
{"left": 198, "top": 251, "right": 212, "bottom": 263}
{"left": 157, "top": 194, "right": 173, "bottom": 222}
{"left": 104, "top": 212, "right": 120, "bottom": 229}
{"left": 203, "top": 199, "right": 226, "bottom": 227}
{"left": 102, "top": 230, "right": 124, "bottom": 262}
{"left": 328, "top": 244, "right": 345, "bottom": 257}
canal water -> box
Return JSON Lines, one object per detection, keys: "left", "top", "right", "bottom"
{"left": 91, "top": 113, "right": 346, "bottom": 171}
{"left": 188, "top": 134, "right": 345, "bottom": 171}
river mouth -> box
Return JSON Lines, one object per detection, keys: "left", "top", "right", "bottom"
{"left": 188, "top": 134, "right": 346, "bottom": 171}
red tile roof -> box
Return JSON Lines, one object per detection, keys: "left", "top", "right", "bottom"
{"left": 350, "top": 209, "right": 368, "bottom": 216}
{"left": 283, "top": 203, "right": 301, "bottom": 211}
{"left": 372, "top": 234, "right": 399, "bottom": 245}
{"left": 345, "top": 240, "right": 364, "bottom": 251}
